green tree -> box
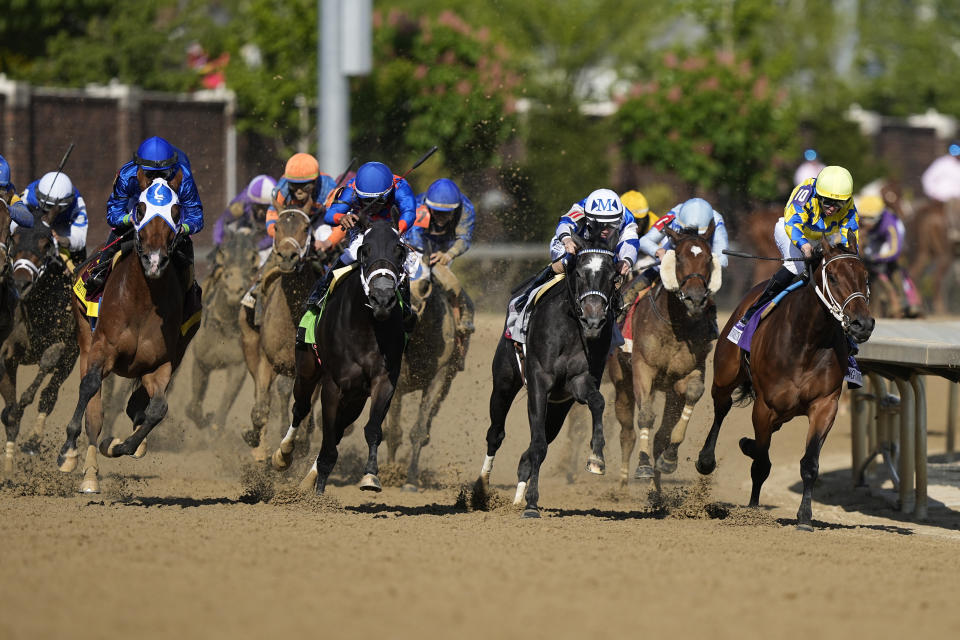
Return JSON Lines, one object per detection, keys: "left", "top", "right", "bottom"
{"left": 617, "top": 49, "right": 797, "bottom": 211}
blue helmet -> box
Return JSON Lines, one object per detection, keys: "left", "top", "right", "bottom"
{"left": 354, "top": 162, "right": 395, "bottom": 200}
{"left": 0, "top": 154, "right": 10, "bottom": 189}
{"left": 425, "top": 178, "right": 462, "bottom": 212}
{"left": 135, "top": 136, "right": 178, "bottom": 171}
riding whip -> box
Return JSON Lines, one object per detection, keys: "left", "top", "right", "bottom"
{"left": 45, "top": 142, "right": 76, "bottom": 205}
{"left": 334, "top": 156, "right": 358, "bottom": 189}
{"left": 401, "top": 145, "right": 439, "bottom": 179}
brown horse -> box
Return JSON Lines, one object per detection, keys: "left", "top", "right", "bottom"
{"left": 57, "top": 174, "right": 199, "bottom": 493}
{"left": 1, "top": 212, "right": 80, "bottom": 469}
{"left": 185, "top": 228, "right": 260, "bottom": 432}
{"left": 696, "top": 235, "right": 874, "bottom": 530}
{"left": 608, "top": 222, "right": 720, "bottom": 486}
{"left": 239, "top": 207, "right": 319, "bottom": 461}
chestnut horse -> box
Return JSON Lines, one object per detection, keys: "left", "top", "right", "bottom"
{"left": 57, "top": 175, "right": 199, "bottom": 493}
{"left": 607, "top": 222, "right": 720, "bottom": 486}
{"left": 696, "top": 235, "right": 874, "bottom": 530}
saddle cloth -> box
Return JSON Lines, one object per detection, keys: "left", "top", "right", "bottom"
{"left": 503, "top": 273, "right": 565, "bottom": 345}
{"left": 725, "top": 280, "right": 861, "bottom": 388}
{"left": 618, "top": 285, "right": 652, "bottom": 354}
{"left": 298, "top": 264, "right": 357, "bottom": 347}
{"left": 72, "top": 250, "right": 125, "bottom": 318}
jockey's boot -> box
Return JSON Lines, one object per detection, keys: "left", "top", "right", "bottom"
{"left": 738, "top": 266, "right": 796, "bottom": 325}
{"left": 400, "top": 279, "right": 417, "bottom": 334}
{"left": 305, "top": 258, "right": 345, "bottom": 313}
{"left": 84, "top": 242, "right": 123, "bottom": 297}
{"left": 512, "top": 265, "right": 555, "bottom": 314}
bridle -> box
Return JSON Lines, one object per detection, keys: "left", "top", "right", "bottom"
{"left": 814, "top": 252, "right": 869, "bottom": 331}
{"left": 358, "top": 227, "right": 406, "bottom": 299}
{"left": 567, "top": 248, "right": 616, "bottom": 321}
{"left": 273, "top": 208, "right": 312, "bottom": 261}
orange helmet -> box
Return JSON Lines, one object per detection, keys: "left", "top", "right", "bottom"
{"left": 284, "top": 153, "right": 320, "bottom": 182}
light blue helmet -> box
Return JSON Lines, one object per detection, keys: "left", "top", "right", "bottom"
{"left": 677, "top": 198, "right": 715, "bottom": 233}
{"left": 0, "top": 154, "right": 10, "bottom": 189}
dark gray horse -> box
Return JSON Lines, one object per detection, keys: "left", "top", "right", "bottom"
{"left": 1, "top": 213, "right": 79, "bottom": 471}
{"left": 384, "top": 269, "right": 461, "bottom": 490}
{"left": 478, "top": 231, "right": 621, "bottom": 518}
{"left": 186, "top": 228, "right": 260, "bottom": 432}
{"left": 273, "top": 220, "right": 408, "bottom": 494}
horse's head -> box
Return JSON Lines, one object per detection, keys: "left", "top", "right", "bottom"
{"left": 358, "top": 219, "right": 407, "bottom": 321}
{"left": 134, "top": 176, "right": 182, "bottom": 279}
{"left": 814, "top": 233, "right": 875, "bottom": 343}
{"left": 570, "top": 232, "right": 619, "bottom": 339}
{"left": 660, "top": 220, "right": 720, "bottom": 317}
{"left": 9, "top": 212, "right": 58, "bottom": 297}
{"left": 216, "top": 228, "right": 260, "bottom": 302}
{"left": 273, "top": 208, "right": 312, "bottom": 272}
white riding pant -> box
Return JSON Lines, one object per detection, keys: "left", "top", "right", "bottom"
{"left": 774, "top": 217, "right": 805, "bottom": 275}
{"left": 339, "top": 229, "right": 421, "bottom": 279}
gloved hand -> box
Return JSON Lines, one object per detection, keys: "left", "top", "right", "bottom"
{"left": 429, "top": 251, "right": 454, "bottom": 266}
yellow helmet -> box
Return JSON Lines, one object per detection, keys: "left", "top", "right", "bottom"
{"left": 620, "top": 190, "right": 649, "bottom": 215}
{"left": 815, "top": 166, "right": 853, "bottom": 201}
{"left": 856, "top": 194, "right": 885, "bottom": 219}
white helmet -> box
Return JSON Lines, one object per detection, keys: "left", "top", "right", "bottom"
{"left": 677, "top": 198, "right": 715, "bottom": 232}
{"left": 37, "top": 172, "right": 75, "bottom": 210}
{"left": 583, "top": 188, "right": 624, "bottom": 225}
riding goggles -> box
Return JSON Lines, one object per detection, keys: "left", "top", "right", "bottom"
{"left": 819, "top": 196, "right": 847, "bottom": 212}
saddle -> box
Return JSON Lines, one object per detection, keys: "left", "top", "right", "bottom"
{"left": 72, "top": 249, "right": 126, "bottom": 319}
{"left": 503, "top": 273, "right": 565, "bottom": 343}
{"left": 727, "top": 280, "right": 804, "bottom": 352}
{"left": 618, "top": 284, "right": 652, "bottom": 354}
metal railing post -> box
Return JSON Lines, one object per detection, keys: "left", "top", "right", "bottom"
{"left": 911, "top": 375, "right": 927, "bottom": 520}
{"left": 894, "top": 377, "right": 916, "bottom": 514}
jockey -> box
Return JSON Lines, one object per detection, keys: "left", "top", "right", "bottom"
{"left": 620, "top": 189, "right": 659, "bottom": 236}
{"left": 858, "top": 194, "right": 921, "bottom": 317}
{"left": 505, "top": 189, "right": 637, "bottom": 343}
{"left": 214, "top": 174, "right": 277, "bottom": 253}
{"left": 86, "top": 136, "right": 203, "bottom": 297}
{"left": 737, "top": 165, "right": 858, "bottom": 325}
{"left": 19, "top": 171, "right": 89, "bottom": 265}
{"left": 406, "top": 178, "right": 476, "bottom": 335}
{"left": 0, "top": 154, "right": 19, "bottom": 205}
{"left": 303, "top": 160, "right": 418, "bottom": 328}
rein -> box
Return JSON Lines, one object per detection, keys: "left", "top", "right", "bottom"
{"left": 814, "top": 253, "right": 869, "bottom": 330}
{"left": 273, "top": 208, "right": 312, "bottom": 261}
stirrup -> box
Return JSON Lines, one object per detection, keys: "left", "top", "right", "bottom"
{"left": 240, "top": 292, "right": 255, "bottom": 309}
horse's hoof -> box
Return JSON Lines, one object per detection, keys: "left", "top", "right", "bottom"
{"left": 241, "top": 429, "right": 261, "bottom": 448}
{"left": 99, "top": 438, "right": 123, "bottom": 458}
{"left": 20, "top": 436, "right": 42, "bottom": 456}
{"left": 299, "top": 468, "right": 319, "bottom": 493}
{"left": 585, "top": 455, "right": 605, "bottom": 475}
{"left": 359, "top": 474, "right": 382, "bottom": 492}
{"left": 521, "top": 508, "right": 541, "bottom": 519}
{"left": 131, "top": 439, "right": 147, "bottom": 459}
{"left": 79, "top": 476, "right": 100, "bottom": 494}
{"left": 58, "top": 449, "right": 79, "bottom": 472}
{"left": 402, "top": 483, "right": 419, "bottom": 493}
{"left": 695, "top": 456, "right": 716, "bottom": 475}
{"left": 271, "top": 448, "right": 292, "bottom": 470}
{"left": 634, "top": 465, "right": 655, "bottom": 479}
{"left": 655, "top": 452, "right": 678, "bottom": 474}
{"left": 795, "top": 523, "right": 814, "bottom": 533}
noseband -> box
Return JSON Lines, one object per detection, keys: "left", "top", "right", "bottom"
{"left": 814, "top": 253, "right": 868, "bottom": 331}
{"left": 358, "top": 231, "right": 405, "bottom": 298}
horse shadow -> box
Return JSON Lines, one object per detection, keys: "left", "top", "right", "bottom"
{"left": 786, "top": 459, "right": 960, "bottom": 533}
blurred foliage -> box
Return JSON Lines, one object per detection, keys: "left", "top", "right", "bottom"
{"left": 617, "top": 50, "right": 796, "bottom": 212}
{"left": 0, "top": 0, "right": 113, "bottom": 72}
{"left": 350, "top": 9, "right": 518, "bottom": 182}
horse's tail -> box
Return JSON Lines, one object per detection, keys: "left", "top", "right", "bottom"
{"left": 731, "top": 377, "right": 755, "bottom": 407}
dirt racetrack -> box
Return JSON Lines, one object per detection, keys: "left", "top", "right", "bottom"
{"left": 2, "top": 311, "right": 959, "bottom": 640}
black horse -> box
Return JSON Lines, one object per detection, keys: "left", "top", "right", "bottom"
{"left": 1, "top": 213, "right": 79, "bottom": 466}
{"left": 479, "top": 232, "right": 621, "bottom": 518}
{"left": 272, "top": 219, "right": 408, "bottom": 494}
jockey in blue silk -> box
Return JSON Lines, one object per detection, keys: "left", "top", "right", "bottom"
{"left": 738, "top": 165, "right": 859, "bottom": 325}
{"left": 87, "top": 136, "right": 204, "bottom": 301}
{"left": 19, "top": 171, "right": 89, "bottom": 265}
{"left": 0, "top": 153, "right": 19, "bottom": 206}
{"left": 505, "top": 189, "right": 637, "bottom": 344}
{"left": 305, "top": 161, "right": 418, "bottom": 327}
{"left": 405, "top": 178, "right": 477, "bottom": 335}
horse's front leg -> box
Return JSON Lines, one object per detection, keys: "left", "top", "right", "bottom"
{"left": 103, "top": 363, "right": 172, "bottom": 459}
{"left": 0, "top": 353, "right": 20, "bottom": 474}
{"left": 797, "top": 393, "right": 840, "bottom": 531}
{"left": 608, "top": 352, "right": 636, "bottom": 486}
{"left": 697, "top": 337, "right": 743, "bottom": 475}
{"left": 406, "top": 368, "right": 455, "bottom": 491}
{"left": 358, "top": 374, "right": 398, "bottom": 492}
{"left": 631, "top": 357, "right": 658, "bottom": 479}
{"left": 186, "top": 358, "right": 211, "bottom": 429}
{"left": 273, "top": 351, "right": 319, "bottom": 471}
{"left": 519, "top": 370, "right": 550, "bottom": 518}
{"left": 244, "top": 354, "right": 275, "bottom": 462}
{"left": 568, "top": 372, "right": 605, "bottom": 476}
{"left": 59, "top": 363, "right": 104, "bottom": 473}
{"left": 29, "top": 342, "right": 78, "bottom": 455}
{"left": 213, "top": 363, "right": 247, "bottom": 432}
{"left": 480, "top": 338, "right": 523, "bottom": 486}
{"left": 656, "top": 369, "right": 706, "bottom": 474}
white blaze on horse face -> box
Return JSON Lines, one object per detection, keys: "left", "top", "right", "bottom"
{"left": 147, "top": 250, "right": 161, "bottom": 276}
{"left": 689, "top": 245, "right": 703, "bottom": 256}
